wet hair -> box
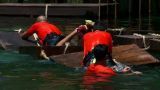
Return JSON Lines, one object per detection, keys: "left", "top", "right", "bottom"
{"left": 93, "top": 21, "right": 107, "bottom": 31}
{"left": 93, "top": 44, "right": 109, "bottom": 60}
{"left": 36, "top": 15, "right": 47, "bottom": 22}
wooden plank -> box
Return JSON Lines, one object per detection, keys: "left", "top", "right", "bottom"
{"left": 149, "top": 39, "right": 160, "bottom": 51}
{"left": 51, "top": 52, "right": 83, "bottom": 68}
{"left": 0, "top": 3, "right": 117, "bottom": 16}
{"left": 0, "top": 31, "right": 34, "bottom": 50}
{"left": 19, "top": 46, "right": 82, "bottom": 58}
{"left": 50, "top": 44, "right": 159, "bottom": 68}
{"left": 113, "top": 35, "right": 160, "bottom": 48}
{"left": 112, "top": 44, "right": 159, "bottom": 65}
{"left": 0, "top": 3, "right": 117, "bottom": 7}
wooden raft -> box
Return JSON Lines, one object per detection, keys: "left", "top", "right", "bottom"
{"left": 149, "top": 39, "right": 160, "bottom": 51}
{"left": 112, "top": 44, "right": 159, "bottom": 65}
{"left": 51, "top": 44, "right": 159, "bottom": 68}
{"left": 113, "top": 35, "right": 160, "bottom": 49}
{"left": 19, "top": 46, "right": 83, "bottom": 58}
{"left": 0, "top": 31, "right": 34, "bottom": 50}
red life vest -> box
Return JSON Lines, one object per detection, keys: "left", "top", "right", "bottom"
{"left": 86, "top": 64, "right": 116, "bottom": 75}
{"left": 24, "top": 21, "right": 62, "bottom": 44}
{"left": 83, "top": 30, "right": 112, "bottom": 56}
{"left": 83, "top": 63, "right": 116, "bottom": 85}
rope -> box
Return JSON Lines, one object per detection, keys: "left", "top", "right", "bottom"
{"left": 133, "top": 33, "right": 150, "bottom": 50}
{"left": 14, "top": 28, "right": 22, "bottom": 34}
{"left": 63, "top": 42, "right": 70, "bottom": 54}
{"left": 14, "top": 29, "right": 50, "bottom": 60}
{"left": 148, "top": 33, "right": 160, "bottom": 41}
{"left": 33, "top": 33, "right": 41, "bottom": 46}
{"left": 33, "top": 33, "right": 50, "bottom": 60}
{"left": 148, "top": 33, "right": 160, "bottom": 37}
{"left": 109, "top": 28, "right": 125, "bottom": 35}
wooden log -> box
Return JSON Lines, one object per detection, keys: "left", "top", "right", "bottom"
{"left": 50, "top": 44, "right": 159, "bottom": 68}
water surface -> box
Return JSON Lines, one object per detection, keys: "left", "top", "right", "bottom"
{"left": 0, "top": 50, "right": 160, "bottom": 90}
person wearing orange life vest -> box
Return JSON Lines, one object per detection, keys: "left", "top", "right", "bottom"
{"left": 82, "top": 22, "right": 132, "bottom": 73}
{"left": 21, "top": 15, "right": 63, "bottom": 46}
{"left": 83, "top": 44, "right": 116, "bottom": 89}
{"left": 56, "top": 20, "right": 114, "bottom": 66}
{"left": 56, "top": 20, "right": 115, "bottom": 66}
{"left": 56, "top": 20, "right": 131, "bottom": 73}
{"left": 82, "top": 21, "right": 116, "bottom": 67}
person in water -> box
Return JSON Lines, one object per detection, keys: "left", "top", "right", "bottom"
{"left": 84, "top": 44, "right": 116, "bottom": 75}
{"left": 56, "top": 20, "right": 132, "bottom": 73}
{"left": 82, "top": 44, "right": 116, "bottom": 89}
{"left": 21, "top": 15, "right": 64, "bottom": 46}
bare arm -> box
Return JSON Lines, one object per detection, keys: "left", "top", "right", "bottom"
{"left": 56, "top": 24, "right": 88, "bottom": 46}
{"left": 56, "top": 29, "right": 77, "bottom": 46}
{"left": 21, "top": 31, "right": 28, "bottom": 40}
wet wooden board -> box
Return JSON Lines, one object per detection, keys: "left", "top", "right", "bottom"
{"left": 113, "top": 35, "right": 160, "bottom": 48}
{"left": 112, "top": 44, "right": 159, "bottom": 65}
{"left": 51, "top": 44, "right": 160, "bottom": 68}
{"left": 19, "top": 46, "right": 82, "bottom": 58}
{"left": 149, "top": 39, "right": 160, "bottom": 51}
{"left": 0, "top": 31, "right": 34, "bottom": 50}
{"left": 51, "top": 52, "right": 83, "bottom": 68}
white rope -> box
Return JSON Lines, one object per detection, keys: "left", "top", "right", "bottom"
{"left": 33, "top": 33, "right": 41, "bottom": 46}
{"left": 133, "top": 33, "right": 150, "bottom": 50}
{"left": 108, "top": 28, "right": 125, "bottom": 35}
{"left": 14, "top": 29, "right": 50, "bottom": 60}
{"left": 33, "top": 33, "right": 50, "bottom": 60}
{"left": 63, "top": 42, "right": 70, "bottom": 54}
{"left": 14, "top": 28, "right": 22, "bottom": 34}
{"left": 148, "top": 33, "right": 160, "bottom": 41}
{"left": 148, "top": 33, "right": 160, "bottom": 37}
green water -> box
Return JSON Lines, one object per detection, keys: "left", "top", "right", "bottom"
{"left": 0, "top": 50, "right": 160, "bottom": 90}
{"left": 0, "top": 17, "right": 160, "bottom": 90}
{"left": 0, "top": 50, "right": 83, "bottom": 90}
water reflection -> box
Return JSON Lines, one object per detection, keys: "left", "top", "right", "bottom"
{"left": 83, "top": 73, "right": 115, "bottom": 90}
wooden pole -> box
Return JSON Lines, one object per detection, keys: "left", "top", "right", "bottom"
{"left": 106, "top": 0, "right": 109, "bottom": 28}
{"left": 139, "top": 0, "right": 142, "bottom": 31}
{"left": 114, "top": 0, "right": 117, "bottom": 28}
{"left": 148, "top": 0, "right": 151, "bottom": 30}
{"left": 45, "top": 4, "right": 49, "bottom": 19}
{"left": 129, "top": 0, "right": 132, "bottom": 27}
{"left": 98, "top": 0, "right": 101, "bottom": 21}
